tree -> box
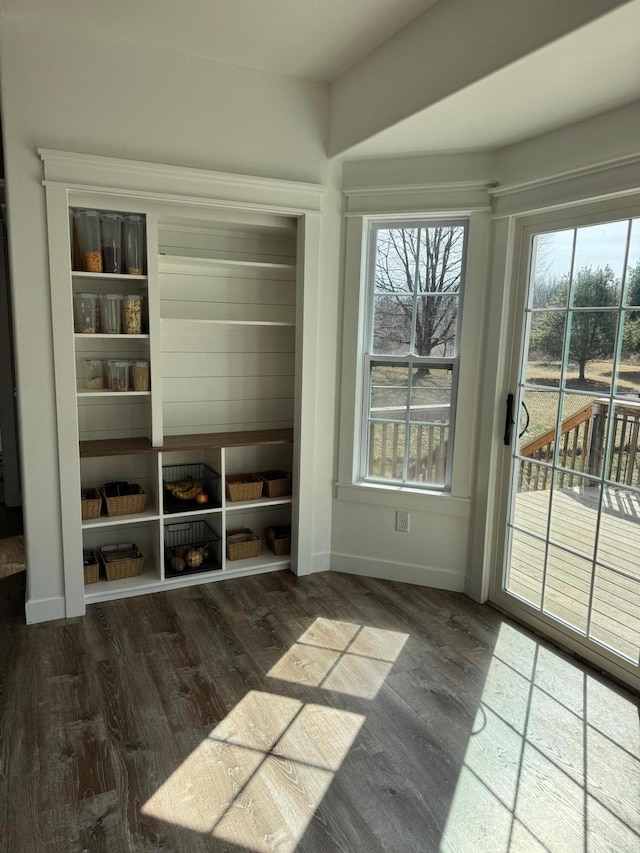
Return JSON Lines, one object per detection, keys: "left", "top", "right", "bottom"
{"left": 627, "top": 260, "right": 640, "bottom": 307}
{"left": 373, "top": 225, "right": 464, "bottom": 358}
{"left": 529, "top": 266, "right": 618, "bottom": 382}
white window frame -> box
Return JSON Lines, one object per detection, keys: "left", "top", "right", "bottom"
{"left": 359, "top": 217, "right": 469, "bottom": 491}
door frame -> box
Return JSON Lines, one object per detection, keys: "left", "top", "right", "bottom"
{"left": 483, "top": 195, "right": 640, "bottom": 695}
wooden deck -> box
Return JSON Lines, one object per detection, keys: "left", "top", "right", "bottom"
{"left": 508, "top": 486, "right": 640, "bottom": 663}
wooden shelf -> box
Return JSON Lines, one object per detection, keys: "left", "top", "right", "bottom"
{"left": 79, "top": 428, "right": 294, "bottom": 458}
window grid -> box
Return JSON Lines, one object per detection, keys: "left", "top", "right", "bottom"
{"left": 360, "top": 219, "right": 468, "bottom": 489}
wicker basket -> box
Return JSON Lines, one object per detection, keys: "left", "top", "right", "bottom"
{"left": 257, "top": 470, "right": 292, "bottom": 498}
{"left": 265, "top": 525, "right": 291, "bottom": 556}
{"left": 226, "top": 528, "right": 262, "bottom": 561}
{"left": 98, "top": 543, "right": 144, "bottom": 581}
{"left": 100, "top": 485, "right": 146, "bottom": 517}
{"left": 225, "top": 474, "right": 263, "bottom": 502}
{"left": 83, "top": 549, "right": 99, "bottom": 584}
{"left": 81, "top": 488, "right": 102, "bottom": 520}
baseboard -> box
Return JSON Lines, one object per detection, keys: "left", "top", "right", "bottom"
{"left": 311, "top": 551, "right": 331, "bottom": 574}
{"left": 330, "top": 553, "right": 466, "bottom": 592}
{"left": 295, "top": 552, "right": 331, "bottom": 576}
{"left": 25, "top": 595, "right": 66, "bottom": 624}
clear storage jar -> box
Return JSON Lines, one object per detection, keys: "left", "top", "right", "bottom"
{"left": 107, "top": 360, "right": 129, "bottom": 392}
{"left": 130, "top": 360, "right": 150, "bottom": 391}
{"left": 84, "top": 358, "right": 105, "bottom": 390}
{"left": 74, "top": 210, "right": 102, "bottom": 273}
{"left": 121, "top": 294, "right": 143, "bottom": 334}
{"left": 123, "top": 215, "right": 145, "bottom": 275}
{"left": 100, "top": 212, "right": 123, "bottom": 274}
{"left": 73, "top": 292, "right": 97, "bottom": 333}
{"left": 99, "top": 293, "right": 122, "bottom": 334}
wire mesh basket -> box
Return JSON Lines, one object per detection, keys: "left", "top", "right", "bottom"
{"left": 164, "top": 519, "right": 221, "bottom": 578}
{"left": 162, "top": 463, "right": 221, "bottom": 514}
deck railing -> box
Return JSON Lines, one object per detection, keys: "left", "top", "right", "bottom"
{"left": 519, "top": 401, "right": 640, "bottom": 491}
{"left": 368, "top": 405, "right": 449, "bottom": 484}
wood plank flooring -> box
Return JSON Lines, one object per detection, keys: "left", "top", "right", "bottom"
{"left": 0, "top": 569, "right": 638, "bottom": 852}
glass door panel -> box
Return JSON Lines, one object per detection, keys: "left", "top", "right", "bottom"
{"left": 503, "top": 216, "right": 640, "bottom": 675}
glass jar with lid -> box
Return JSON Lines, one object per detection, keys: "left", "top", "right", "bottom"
{"left": 99, "top": 293, "right": 122, "bottom": 334}
{"left": 130, "top": 360, "right": 150, "bottom": 391}
{"left": 121, "top": 294, "right": 143, "bottom": 334}
{"left": 73, "top": 292, "right": 97, "bottom": 333}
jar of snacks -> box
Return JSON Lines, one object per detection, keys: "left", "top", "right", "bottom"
{"left": 100, "top": 213, "right": 123, "bottom": 274}
{"left": 107, "top": 360, "right": 129, "bottom": 392}
{"left": 84, "top": 358, "right": 105, "bottom": 390}
{"left": 130, "top": 360, "right": 150, "bottom": 391}
{"left": 99, "top": 293, "right": 122, "bottom": 334}
{"left": 123, "top": 215, "right": 145, "bottom": 275}
{"left": 122, "top": 294, "right": 143, "bottom": 334}
{"left": 73, "top": 292, "right": 97, "bottom": 333}
{"left": 74, "top": 210, "right": 102, "bottom": 273}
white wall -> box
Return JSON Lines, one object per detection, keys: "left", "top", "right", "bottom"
{"left": 333, "top": 103, "right": 640, "bottom": 598}
{"left": 332, "top": 158, "right": 493, "bottom": 592}
{"left": 0, "top": 16, "right": 336, "bottom": 618}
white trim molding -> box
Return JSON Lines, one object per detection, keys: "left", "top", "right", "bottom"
{"left": 25, "top": 595, "right": 66, "bottom": 625}
{"left": 490, "top": 153, "right": 640, "bottom": 219}
{"left": 39, "top": 149, "right": 324, "bottom": 215}
{"left": 331, "top": 553, "right": 466, "bottom": 592}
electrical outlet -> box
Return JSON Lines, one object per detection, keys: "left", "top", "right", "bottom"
{"left": 396, "top": 510, "right": 410, "bottom": 533}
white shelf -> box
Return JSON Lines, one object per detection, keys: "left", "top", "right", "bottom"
{"left": 77, "top": 388, "right": 151, "bottom": 398}
{"left": 160, "top": 317, "right": 294, "bottom": 327}
{"left": 225, "top": 496, "right": 292, "bottom": 511}
{"left": 159, "top": 254, "right": 294, "bottom": 272}
{"left": 72, "top": 271, "right": 147, "bottom": 281}
{"left": 84, "top": 567, "right": 161, "bottom": 602}
{"left": 224, "top": 550, "right": 290, "bottom": 573}
{"left": 162, "top": 505, "right": 223, "bottom": 519}
{"left": 82, "top": 508, "right": 160, "bottom": 529}
{"left": 75, "top": 333, "right": 149, "bottom": 340}
{"left": 84, "top": 558, "right": 288, "bottom": 604}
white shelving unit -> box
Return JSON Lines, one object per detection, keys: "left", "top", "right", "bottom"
{"left": 41, "top": 150, "right": 323, "bottom": 620}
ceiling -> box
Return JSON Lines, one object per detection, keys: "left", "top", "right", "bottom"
{"left": 1, "top": 0, "right": 638, "bottom": 156}
{"left": 0, "top": 0, "right": 439, "bottom": 82}
{"left": 343, "top": 0, "right": 640, "bottom": 157}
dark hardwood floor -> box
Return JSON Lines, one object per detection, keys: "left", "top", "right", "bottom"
{"left": 0, "top": 569, "right": 638, "bottom": 852}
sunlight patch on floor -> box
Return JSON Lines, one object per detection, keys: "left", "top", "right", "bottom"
{"left": 440, "top": 623, "right": 640, "bottom": 852}
{"left": 268, "top": 618, "right": 408, "bottom": 699}
{"left": 142, "top": 617, "right": 406, "bottom": 851}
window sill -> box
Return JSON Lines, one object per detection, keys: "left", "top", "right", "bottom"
{"left": 335, "top": 481, "right": 471, "bottom": 517}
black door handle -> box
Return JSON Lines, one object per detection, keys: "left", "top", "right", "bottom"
{"left": 504, "top": 393, "right": 515, "bottom": 446}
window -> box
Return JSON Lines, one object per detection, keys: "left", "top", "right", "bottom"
{"left": 361, "top": 219, "right": 468, "bottom": 489}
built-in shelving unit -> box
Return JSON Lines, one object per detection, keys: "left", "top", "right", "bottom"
{"left": 41, "top": 149, "right": 322, "bottom": 620}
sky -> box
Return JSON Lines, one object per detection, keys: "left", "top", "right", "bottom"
{"left": 535, "top": 217, "right": 640, "bottom": 282}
